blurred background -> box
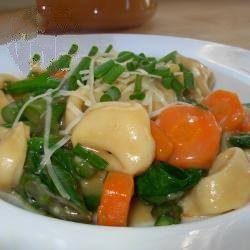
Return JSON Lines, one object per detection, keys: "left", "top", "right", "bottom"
{"left": 0, "top": 0, "right": 249, "bottom": 49}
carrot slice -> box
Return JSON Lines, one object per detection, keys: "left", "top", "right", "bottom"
{"left": 155, "top": 105, "right": 221, "bottom": 169}
{"left": 202, "top": 89, "right": 244, "bottom": 131}
{"left": 53, "top": 70, "right": 67, "bottom": 79}
{"left": 97, "top": 172, "right": 134, "bottom": 227}
{"left": 151, "top": 121, "right": 174, "bottom": 161}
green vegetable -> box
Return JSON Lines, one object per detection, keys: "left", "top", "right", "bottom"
{"left": 116, "top": 51, "right": 135, "bottom": 63}
{"left": 32, "top": 54, "right": 41, "bottom": 63}
{"left": 126, "top": 61, "right": 138, "bottom": 71}
{"left": 23, "top": 98, "right": 46, "bottom": 124}
{"left": 47, "top": 55, "right": 71, "bottom": 73}
{"left": 142, "top": 62, "right": 156, "bottom": 74}
{"left": 129, "top": 75, "right": 145, "bottom": 100}
{"left": 88, "top": 46, "right": 99, "bottom": 56}
{"left": 159, "top": 50, "right": 178, "bottom": 63}
{"left": 105, "top": 44, "right": 113, "bottom": 53}
{"left": 20, "top": 174, "right": 92, "bottom": 223}
{"left": 72, "top": 156, "right": 97, "bottom": 179}
{"left": 102, "top": 64, "right": 125, "bottom": 84}
{"left": 1, "top": 99, "right": 24, "bottom": 123}
{"left": 179, "top": 64, "right": 194, "bottom": 89}
{"left": 73, "top": 144, "right": 108, "bottom": 170}
{"left": 4, "top": 73, "right": 60, "bottom": 94}
{"left": 229, "top": 133, "right": 250, "bottom": 148}
{"left": 100, "top": 86, "right": 121, "bottom": 102}
{"left": 136, "top": 162, "right": 204, "bottom": 205}
{"left": 162, "top": 75, "right": 184, "bottom": 95}
{"left": 47, "top": 44, "right": 78, "bottom": 73}
{"left": 68, "top": 44, "right": 79, "bottom": 55}
{"left": 151, "top": 201, "right": 182, "bottom": 226}
{"left": 50, "top": 100, "right": 66, "bottom": 135}
{"left": 85, "top": 195, "right": 100, "bottom": 212}
{"left": 68, "top": 56, "right": 91, "bottom": 90}
{"left": 94, "top": 60, "right": 115, "bottom": 79}
{"left": 53, "top": 164, "right": 83, "bottom": 206}
{"left": 153, "top": 68, "right": 171, "bottom": 78}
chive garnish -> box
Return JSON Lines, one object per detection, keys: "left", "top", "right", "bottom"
{"left": 100, "top": 86, "right": 121, "bottom": 102}
{"left": 88, "top": 46, "right": 99, "bottom": 57}
{"left": 129, "top": 75, "right": 145, "bottom": 100}
{"left": 73, "top": 144, "right": 108, "bottom": 170}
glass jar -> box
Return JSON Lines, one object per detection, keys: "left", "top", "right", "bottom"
{"left": 36, "top": 0, "right": 158, "bottom": 33}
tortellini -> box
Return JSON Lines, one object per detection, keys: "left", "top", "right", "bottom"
{"left": 181, "top": 147, "right": 250, "bottom": 216}
{"left": 0, "top": 73, "right": 18, "bottom": 89}
{"left": 176, "top": 55, "right": 215, "bottom": 101}
{"left": 71, "top": 102, "right": 155, "bottom": 175}
{"left": 0, "top": 122, "right": 30, "bottom": 190}
{"left": 64, "top": 87, "right": 90, "bottom": 128}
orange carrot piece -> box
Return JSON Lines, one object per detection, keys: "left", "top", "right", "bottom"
{"left": 155, "top": 105, "right": 221, "bottom": 169}
{"left": 53, "top": 70, "right": 67, "bottom": 79}
{"left": 151, "top": 121, "right": 174, "bottom": 161}
{"left": 202, "top": 89, "right": 244, "bottom": 131}
{"left": 97, "top": 172, "right": 134, "bottom": 227}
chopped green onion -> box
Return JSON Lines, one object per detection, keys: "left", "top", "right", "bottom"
{"left": 100, "top": 86, "right": 121, "bottom": 102}
{"left": 155, "top": 215, "right": 176, "bottom": 226}
{"left": 47, "top": 55, "right": 71, "bottom": 73}
{"left": 94, "top": 60, "right": 115, "bottom": 79}
{"left": 32, "top": 54, "right": 41, "bottom": 62}
{"left": 179, "top": 64, "right": 194, "bottom": 89}
{"left": 183, "top": 71, "right": 194, "bottom": 89}
{"left": 229, "top": 134, "right": 250, "bottom": 148}
{"left": 73, "top": 144, "right": 108, "bottom": 170}
{"left": 88, "top": 46, "right": 99, "bottom": 56}
{"left": 4, "top": 72, "right": 60, "bottom": 94}
{"left": 129, "top": 75, "right": 145, "bottom": 100}
{"left": 116, "top": 51, "right": 135, "bottom": 63}
{"left": 68, "top": 57, "right": 91, "bottom": 90}
{"left": 102, "top": 64, "right": 125, "bottom": 84}
{"left": 73, "top": 156, "right": 97, "bottom": 179}
{"left": 1, "top": 99, "right": 24, "bottom": 123}
{"left": 68, "top": 44, "right": 79, "bottom": 55}
{"left": 142, "top": 62, "right": 156, "bottom": 74}
{"left": 159, "top": 50, "right": 177, "bottom": 63}
{"left": 105, "top": 44, "right": 113, "bottom": 53}
{"left": 154, "top": 68, "right": 171, "bottom": 78}
{"left": 162, "top": 75, "right": 184, "bottom": 95}
{"left": 126, "top": 61, "right": 138, "bottom": 71}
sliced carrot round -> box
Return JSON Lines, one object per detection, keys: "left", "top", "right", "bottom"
{"left": 97, "top": 172, "right": 134, "bottom": 227}
{"left": 155, "top": 104, "right": 221, "bottom": 169}
{"left": 202, "top": 89, "right": 244, "bottom": 131}
{"left": 150, "top": 121, "right": 174, "bottom": 161}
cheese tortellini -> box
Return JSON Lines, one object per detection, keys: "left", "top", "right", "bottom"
{"left": 176, "top": 55, "right": 215, "bottom": 101}
{"left": 71, "top": 102, "right": 155, "bottom": 175}
{"left": 181, "top": 147, "right": 250, "bottom": 216}
{"left": 0, "top": 122, "right": 30, "bottom": 190}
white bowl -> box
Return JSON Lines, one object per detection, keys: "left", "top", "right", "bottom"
{"left": 0, "top": 34, "right": 250, "bottom": 250}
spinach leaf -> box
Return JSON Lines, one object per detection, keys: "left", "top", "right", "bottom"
{"left": 136, "top": 162, "right": 204, "bottom": 205}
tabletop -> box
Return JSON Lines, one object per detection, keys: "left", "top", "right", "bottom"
{"left": 0, "top": 0, "right": 249, "bottom": 49}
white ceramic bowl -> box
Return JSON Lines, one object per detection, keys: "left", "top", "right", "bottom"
{"left": 0, "top": 34, "right": 250, "bottom": 250}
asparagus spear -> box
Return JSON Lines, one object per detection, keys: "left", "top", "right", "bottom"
{"left": 23, "top": 174, "right": 92, "bottom": 223}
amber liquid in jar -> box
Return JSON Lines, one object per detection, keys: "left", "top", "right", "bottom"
{"left": 36, "top": 0, "right": 157, "bottom": 33}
